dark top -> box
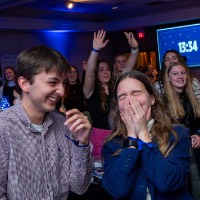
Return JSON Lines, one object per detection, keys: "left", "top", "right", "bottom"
{"left": 102, "top": 125, "right": 193, "bottom": 200}
{"left": 85, "top": 86, "right": 112, "bottom": 130}
{"left": 178, "top": 92, "right": 200, "bottom": 134}
{"left": 179, "top": 92, "right": 200, "bottom": 176}
{"left": 63, "top": 84, "right": 85, "bottom": 112}
{"left": 3, "top": 84, "right": 15, "bottom": 106}
{"left": 162, "top": 92, "right": 200, "bottom": 177}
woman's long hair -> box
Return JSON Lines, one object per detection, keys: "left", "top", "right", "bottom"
{"left": 64, "top": 65, "right": 80, "bottom": 99}
{"left": 163, "top": 62, "right": 200, "bottom": 120}
{"left": 106, "top": 71, "right": 178, "bottom": 157}
{"left": 95, "top": 59, "right": 115, "bottom": 113}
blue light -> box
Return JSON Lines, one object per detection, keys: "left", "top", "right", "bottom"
{"left": 0, "top": 96, "right": 10, "bottom": 111}
{"left": 44, "top": 31, "right": 69, "bottom": 58}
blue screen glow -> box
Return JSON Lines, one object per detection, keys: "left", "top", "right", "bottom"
{"left": 157, "top": 23, "right": 200, "bottom": 68}
{"left": 0, "top": 96, "right": 10, "bottom": 111}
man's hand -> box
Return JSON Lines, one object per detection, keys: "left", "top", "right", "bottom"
{"left": 64, "top": 109, "right": 91, "bottom": 145}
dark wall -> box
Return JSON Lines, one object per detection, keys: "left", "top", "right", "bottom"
{"left": 0, "top": 24, "right": 200, "bottom": 80}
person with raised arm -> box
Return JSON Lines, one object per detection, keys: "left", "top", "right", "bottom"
{"left": 83, "top": 30, "right": 138, "bottom": 158}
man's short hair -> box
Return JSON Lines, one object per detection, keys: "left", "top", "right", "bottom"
{"left": 16, "top": 45, "right": 70, "bottom": 94}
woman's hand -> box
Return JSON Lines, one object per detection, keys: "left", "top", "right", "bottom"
{"left": 120, "top": 98, "right": 137, "bottom": 138}
{"left": 128, "top": 97, "right": 152, "bottom": 142}
{"left": 93, "top": 30, "right": 109, "bottom": 51}
{"left": 124, "top": 32, "right": 138, "bottom": 50}
{"left": 191, "top": 134, "right": 200, "bottom": 148}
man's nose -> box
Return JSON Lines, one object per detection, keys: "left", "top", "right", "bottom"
{"left": 57, "top": 84, "right": 65, "bottom": 96}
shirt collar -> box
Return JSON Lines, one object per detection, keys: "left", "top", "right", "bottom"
{"left": 147, "top": 119, "right": 154, "bottom": 132}
{"left": 14, "top": 99, "right": 53, "bottom": 133}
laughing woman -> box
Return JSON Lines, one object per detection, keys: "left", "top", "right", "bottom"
{"left": 102, "top": 71, "right": 193, "bottom": 200}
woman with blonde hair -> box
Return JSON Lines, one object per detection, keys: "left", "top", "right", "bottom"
{"left": 154, "top": 49, "right": 200, "bottom": 102}
{"left": 163, "top": 62, "right": 200, "bottom": 200}
{"left": 102, "top": 70, "right": 193, "bottom": 200}
{"left": 163, "top": 62, "right": 200, "bottom": 122}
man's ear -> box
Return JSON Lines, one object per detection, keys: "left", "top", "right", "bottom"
{"left": 18, "top": 76, "right": 30, "bottom": 92}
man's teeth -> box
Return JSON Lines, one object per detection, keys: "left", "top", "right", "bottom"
{"left": 48, "top": 97, "right": 57, "bottom": 101}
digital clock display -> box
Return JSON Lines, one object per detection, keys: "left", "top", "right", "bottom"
{"left": 157, "top": 23, "right": 200, "bottom": 68}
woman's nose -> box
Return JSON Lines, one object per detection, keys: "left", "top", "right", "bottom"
{"left": 178, "top": 73, "right": 183, "bottom": 78}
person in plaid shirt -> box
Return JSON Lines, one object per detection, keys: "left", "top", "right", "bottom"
{"left": 0, "top": 45, "right": 92, "bottom": 200}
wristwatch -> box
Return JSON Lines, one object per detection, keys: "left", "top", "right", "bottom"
{"left": 123, "top": 138, "right": 138, "bottom": 149}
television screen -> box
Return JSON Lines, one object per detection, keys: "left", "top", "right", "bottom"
{"left": 157, "top": 23, "right": 200, "bottom": 69}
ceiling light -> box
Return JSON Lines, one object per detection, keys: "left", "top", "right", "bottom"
{"left": 112, "top": 6, "right": 118, "bottom": 10}
{"left": 67, "top": 2, "right": 74, "bottom": 9}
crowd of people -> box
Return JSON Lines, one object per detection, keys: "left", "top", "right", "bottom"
{"left": 138, "top": 63, "right": 158, "bottom": 84}
{"left": 0, "top": 29, "right": 200, "bottom": 200}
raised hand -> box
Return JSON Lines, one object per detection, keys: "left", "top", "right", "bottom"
{"left": 64, "top": 109, "right": 91, "bottom": 145}
{"left": 93, "top": 30, "right": 109, "bottom": 51}
{"left": 124, "top": 32, "right": 138, "bottom": 49}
